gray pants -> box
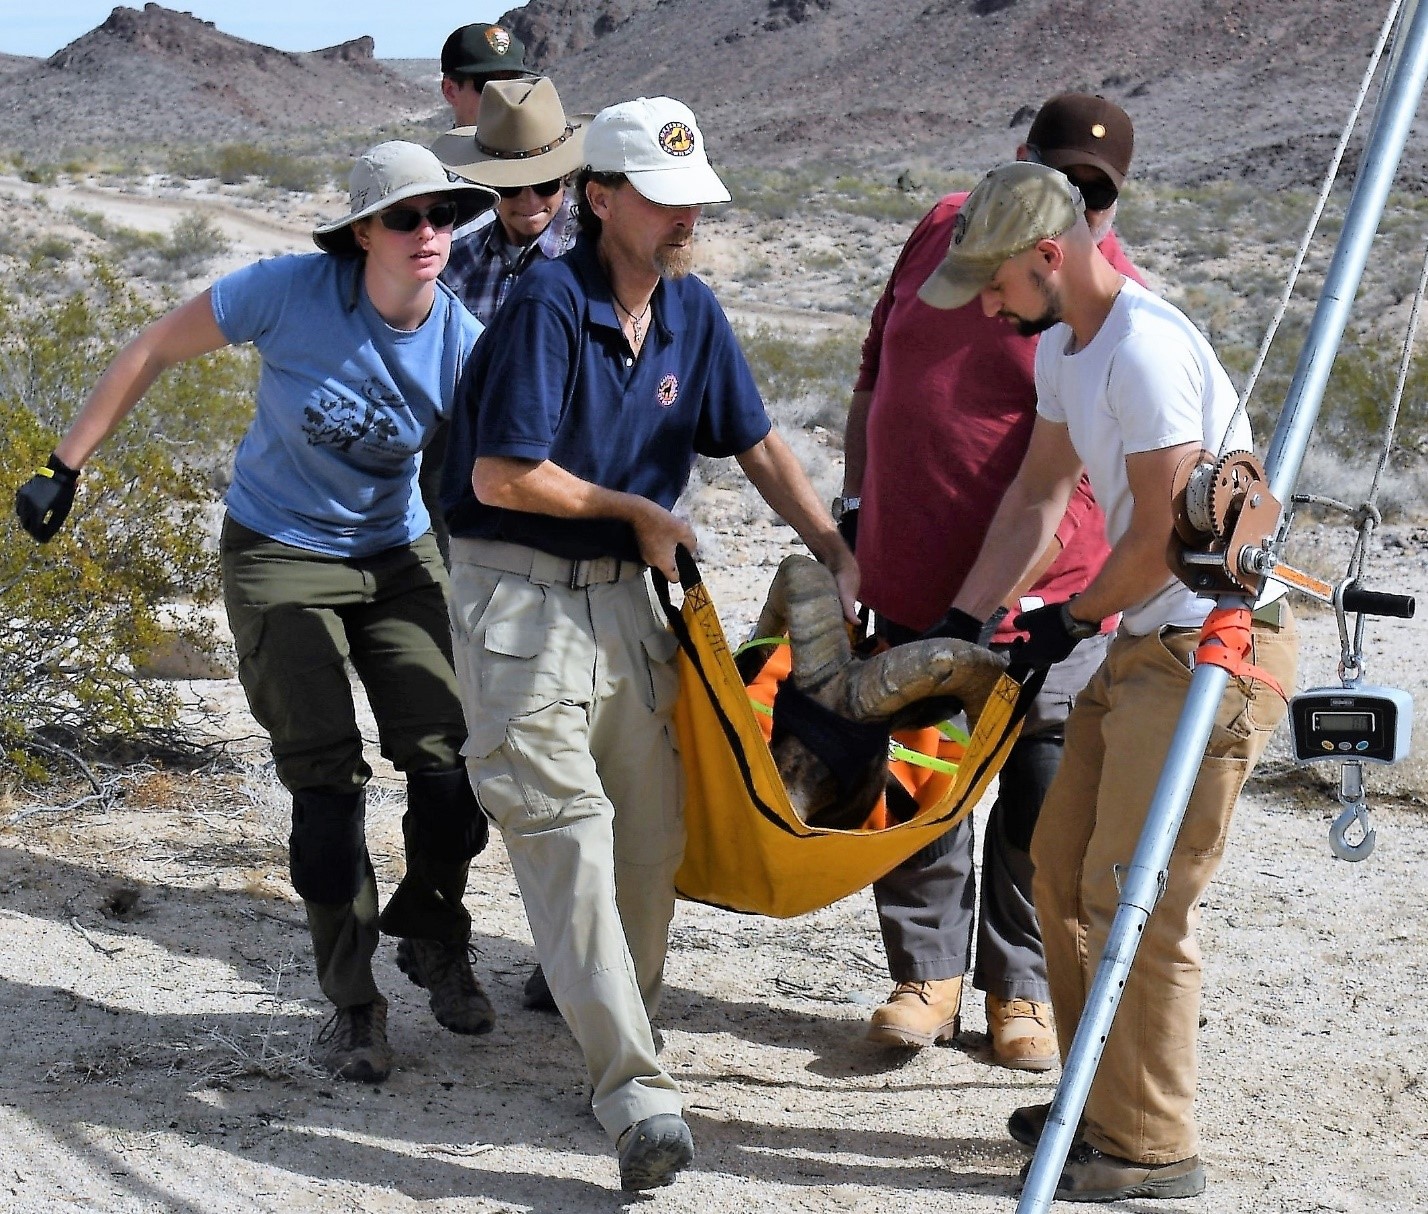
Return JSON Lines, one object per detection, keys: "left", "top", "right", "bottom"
{"left": 873, "top": 629, "right": 1108, "bottom": 1001}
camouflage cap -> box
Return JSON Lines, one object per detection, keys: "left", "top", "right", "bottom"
{"left": 917, "top": 162, "right": 1084, "bottom": 311}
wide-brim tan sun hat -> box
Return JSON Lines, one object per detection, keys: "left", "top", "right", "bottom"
{"left": 313, "top": 141, "right": 498, "bottom": 256}
{"left": 432, "top": 77, "right": 589, "bottom": 189}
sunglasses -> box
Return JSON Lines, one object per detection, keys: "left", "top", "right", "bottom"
{"left": 379, "top": 201, "right": 461, "bottom": 233}
{"left": 1073, "top": 176, "right": 1119, "bottom": 213}
{"left": 1023, "top": 145, "right": 1119, "bottom": 213}
{"left": 495, "top": 179, "right": 563, "bottom": 200}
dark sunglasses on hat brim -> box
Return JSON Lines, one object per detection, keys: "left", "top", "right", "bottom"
{"left": 379, "top": 200, "right": 462, "bottom": 232}
{"left": 1024, "top": 145, "right": 1119, "bottom": 212}
{"left": 494, "top": 178, "right": 564, "bottom": 200}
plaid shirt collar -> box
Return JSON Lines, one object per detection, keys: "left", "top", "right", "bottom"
{"left": 442, "top": 194, "right": 577, "bottom": 324}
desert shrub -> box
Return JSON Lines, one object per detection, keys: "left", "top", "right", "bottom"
{"left": 735, "top": 323, "right": 861, "bottom": 427}
{"left": 63, "top": 208, "right": 230, "bottom": 282}
{"left": 169, "top": 144, "right": 330, "bottom": 193}
{"left": 0, "top": 264, "right": 257, "bottom": 782}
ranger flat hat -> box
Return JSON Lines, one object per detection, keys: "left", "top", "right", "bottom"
{"left": 440, "top": 23, "right": 532, "bottom": 79}
{"left": 917, "top": 162, "right": 1084, "bottom": 311}
{"left": 431, "top": 78, "right": 588, "bottom": 189}
{"left": 312, "top": 141, "right": 497, "bottom": 255}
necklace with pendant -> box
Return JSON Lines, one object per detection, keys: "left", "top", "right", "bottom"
{"left": 612, "top": 291, "right": 652, "bottom": 346}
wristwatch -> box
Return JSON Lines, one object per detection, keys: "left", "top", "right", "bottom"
{"left": 1059, "top": 601, "right": 1100, "bottom": 641}
{"left": 831, "top": 495, "right": 860, "bottom": 522}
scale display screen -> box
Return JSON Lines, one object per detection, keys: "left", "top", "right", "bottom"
{"left": 1313, "top": 711, "right": 1374, "bottom": 734}
{"left": 1290, "top": 686, "right": 1413, "bottom": 765}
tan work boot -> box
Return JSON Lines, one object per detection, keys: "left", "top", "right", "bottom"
{"left": 866, "top": 977, "right": 963, "bottom": 1047}
{"left": 986, "top": 994, "right": 1058, "bottom": 1071}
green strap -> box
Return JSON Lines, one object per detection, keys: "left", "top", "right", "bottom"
{"left": 734, "top": 636, "right": 786, "bottom": 655}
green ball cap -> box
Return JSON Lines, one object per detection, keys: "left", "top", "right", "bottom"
{"left": 917, "top": 162, "right": 1085, "bottom": 311}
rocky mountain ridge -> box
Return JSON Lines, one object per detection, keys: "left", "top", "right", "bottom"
{"left": 0, "top": 1, "right": 1422, "bottom": 190}
{"left": 0, "top": 4, "right": 437, "bottom": 153}
{"left": 499, "top": 0, "right": 1416, "bottom": 187}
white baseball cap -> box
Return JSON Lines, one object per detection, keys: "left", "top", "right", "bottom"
{"left": 583, "top": 97, "right": 730, "bottom": 207}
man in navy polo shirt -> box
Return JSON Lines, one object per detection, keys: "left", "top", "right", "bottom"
{"left": 441, "top": 96, "right": 857, "bottom": 1192}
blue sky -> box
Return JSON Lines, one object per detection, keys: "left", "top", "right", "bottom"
{"left": 4, "top": 2, "right": 528, "bottom": 60}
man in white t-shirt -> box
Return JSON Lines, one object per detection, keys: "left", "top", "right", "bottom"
{"left": 919, "top": 162, "right": 1298, "bottom": 1203}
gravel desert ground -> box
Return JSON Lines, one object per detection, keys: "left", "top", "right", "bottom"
{"left": 1, "top": 169, "right": 1426, "bottom": 1214}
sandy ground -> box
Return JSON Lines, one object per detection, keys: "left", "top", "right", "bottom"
{"left": 2, "top": 176, "right": 1427, "bottom": 1213}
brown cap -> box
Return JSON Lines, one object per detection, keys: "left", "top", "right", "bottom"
{"left": 1026, "top": 93, "right": 1133, "bottom": 188}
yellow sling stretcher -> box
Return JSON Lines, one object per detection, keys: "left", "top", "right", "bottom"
{"left": 654, "top": 553, "right": 1035, "bottom": 919}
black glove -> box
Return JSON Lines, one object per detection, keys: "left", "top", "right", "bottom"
{"left": 15, "top": 453, "right": 80, "bottom": 542}
{"left": 1010, "top": 600, "right": 1099, "bottom": 669}
{"left": 836, "top": 506, "right": 858, "bottom": 553}
{"left": 921, "top": 606, "right": 1005, "bottom": 646}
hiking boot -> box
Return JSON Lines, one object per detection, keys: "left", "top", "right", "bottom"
{"left": 1038, "top": 1142, "right": 1205, "bottom": 1202}
{"left": 523, "top": 962, "right": 558, "bottom": 1012}
{"left": 617, "top": 1113, "right": 694, "bottom": 1191}
{"left": 986, "top": 994, "right": 1058, "bottom": 1071}
{"left": 866, "top": 977, "right": 963, "bottom": 1048}
{"left": 395, "top": 937, "right": 495, "bottom": 1036}
{"left": 1007, "top": 1101, "right": 1085, "bottom": 1149}
{"left": 313, "top": 996, "right": 393, "bottom": 1083}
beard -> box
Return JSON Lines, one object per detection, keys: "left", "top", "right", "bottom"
{"left": 656, "top": 240, "right": 695, "bottom": 279}
{"left": 1011, "top": 269, "right": 1063, "bottom": 336}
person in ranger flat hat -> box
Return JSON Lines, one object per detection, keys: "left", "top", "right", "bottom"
{"left": 439, "top": 96, "right": 856, "bottom": 1192}
{"left": 439, "top": 21, "right": 535, "bottom": 128}
{"left": 932, "top": 161, "right": 1297, "bottom": 1202}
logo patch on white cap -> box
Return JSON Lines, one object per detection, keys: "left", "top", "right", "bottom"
{"left": 658, "top": 122, "right": 695, "bottom": 157}
{"left": 485, "top": 27, "right": 511, "bottom": 54}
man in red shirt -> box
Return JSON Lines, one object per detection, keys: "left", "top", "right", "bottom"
{"left": 838, "top": 94, "right": 1143, "bottom": 1069}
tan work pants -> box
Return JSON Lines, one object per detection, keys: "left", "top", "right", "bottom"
{"left": 448, "top": 539, "right": 685, "bottom": 1141}
{"left": 1032, "top": 610, "right": 1298, "bottom": 1163}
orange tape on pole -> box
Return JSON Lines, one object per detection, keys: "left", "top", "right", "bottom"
{"left": 1194, "top": 606, "right": 1287, "bottom": 702}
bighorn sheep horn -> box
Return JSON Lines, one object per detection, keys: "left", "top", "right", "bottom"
{"left": 749, "top": 555, "right": 1009, "bottom": 830}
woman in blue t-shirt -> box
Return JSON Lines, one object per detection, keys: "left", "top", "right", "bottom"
{"left": 16, "top": 142, "right": 500, "bottom": 1084}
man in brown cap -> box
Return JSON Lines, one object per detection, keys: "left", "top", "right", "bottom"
{"left": 928, "top": 161, "right": 1295, "bottom": 1201}
{"left": 838, "top": 94, "right": 1140, "bottom": 1071}
{"left": 439, "top": 23, "right": 534, "bottom": 128}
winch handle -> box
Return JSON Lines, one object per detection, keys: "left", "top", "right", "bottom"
{"left": 1340, "top": 584, "right": 1416, "bottom": 618}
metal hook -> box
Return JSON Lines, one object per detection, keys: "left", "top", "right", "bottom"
{"left": 1329, "top": 800, "right": 1377, "bottom": 862}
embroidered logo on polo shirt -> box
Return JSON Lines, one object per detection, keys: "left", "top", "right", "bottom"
{"left": 656, "top": 374, "right": 680, "bottom": 407}
{"left": 659, "top": 122, "right": 695, "bottom": 157}
{"left": 486, "top": 27, "right": 512, "bottom": 54}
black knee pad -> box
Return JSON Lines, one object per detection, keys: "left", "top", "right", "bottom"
{"left": 405, "top": 766, "right": 489, "bottom": 862}
{"left": 289, "top": 787, "right": 368, "bottom": 904}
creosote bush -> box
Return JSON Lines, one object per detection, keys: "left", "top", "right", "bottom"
{"left": 0, "top": 259, "right": 256, "bottom": 783}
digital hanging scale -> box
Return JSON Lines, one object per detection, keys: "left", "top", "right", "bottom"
{"left": 1289, "top": 685, "right": 1414, "bottom": 765}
